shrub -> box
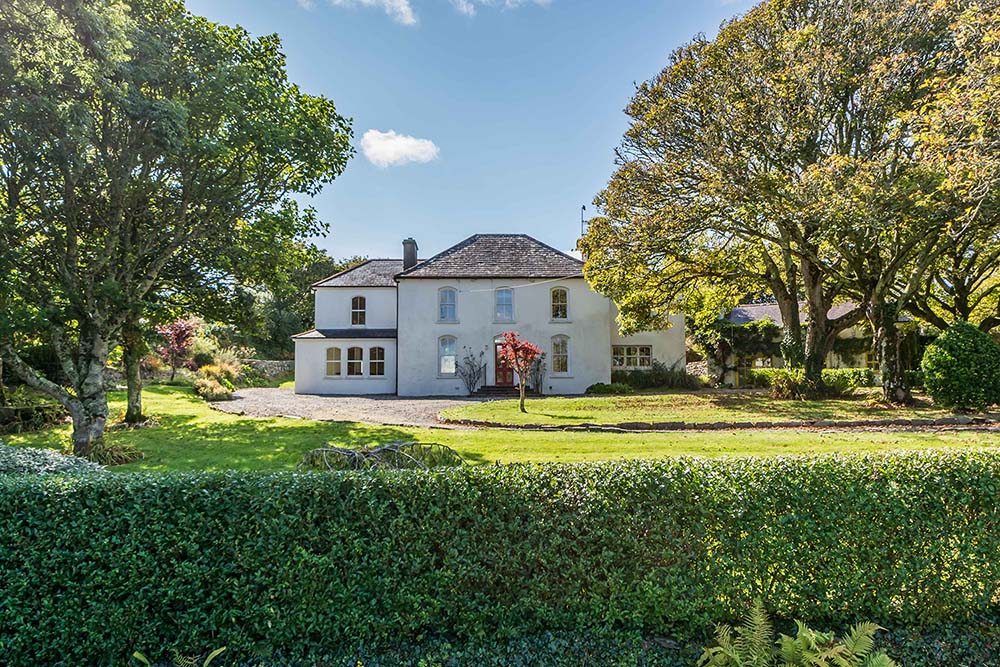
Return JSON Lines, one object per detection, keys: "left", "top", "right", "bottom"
{"left": 921, "top": 321, "right": 1000, "bottom": 410}
{"left": 1, "top": 452, "right": 998, "bottom": 665}
{"left": 585, "top": 382, "right": 635, "bottom": 395}
{"left": 699, "top": 602, "right": 898, "bottom": 666}
{"left": 193, "top": 377, "right": 233, "bottom": 401}
{"left": 611, "top": 360, "right": 702, "bottom": 390}
{"left": 191, "top": 352, "right": 215, "bottom": 368}
{"left": 87, "top": 439, "right": 143, "bottom": 466}
{"left": 198, "top": 364, "right": 236, "bottom": 388}
{"left": 237, "top": 364, "right": 268, "bottom": 388}
{"left": 0, "top": 442, "right": 105, "bottom": 474}
{"left": 740, "top": 368, "right": 876, "bottom": 398}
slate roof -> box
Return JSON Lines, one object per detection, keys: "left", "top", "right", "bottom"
{"left": 396, "top": 234, "right": 584, "bottom": 279}
{"left": 312, "top": 260, "right": 408, "bottom": 288}
{"left": 726, "top": 301, "right": 902, "bottom": 326}
{"left": 291, "top": 328, "right": 398, "bottom": 340}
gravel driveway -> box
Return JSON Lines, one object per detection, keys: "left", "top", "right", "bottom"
{"left": 214, "top": 387, "right": 479, "bottom": 428}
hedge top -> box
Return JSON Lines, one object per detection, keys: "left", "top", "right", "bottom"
{"left": 2, "top": 450, "right": 999, "bottom": 665}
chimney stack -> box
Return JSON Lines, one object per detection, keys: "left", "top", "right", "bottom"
{"left": 402, "top": 238, "right": 418, "bottom": 271}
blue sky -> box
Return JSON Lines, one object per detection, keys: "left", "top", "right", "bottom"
{"left": 187, "top": 0, "right": 755, "bottom": 260}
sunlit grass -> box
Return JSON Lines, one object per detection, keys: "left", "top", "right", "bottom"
{"left": 441, "top": 389, "right": 964, "bottom": 426}
{"left": 6, "top": 386, "right": 1000, "bottom": 471}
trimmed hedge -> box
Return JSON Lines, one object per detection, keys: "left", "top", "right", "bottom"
{"left": 1, "top": 452, "right": 999, "bottom": 666}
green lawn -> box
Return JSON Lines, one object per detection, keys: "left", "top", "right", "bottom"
{"left": 5, "top": 385, "right": 1000, "bottom": 470}
{"left": 441, "top": 390, "right": 966, "bottom": 426}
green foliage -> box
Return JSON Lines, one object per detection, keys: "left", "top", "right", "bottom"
{"left": 133, "top": 646, "right": 226, "bottom": 667}
{"left": 741, "top": 369, "right": 876, "bottom": 399}
{"left": 611, "top": 360, "right": 704, "bottom": 390}
{"left": 699, "top": 602, "right": 898, "bottom": 667}
{"left": 0, "top": 442, "right": 105, "bottom": 474}
{"left": 699, "top": 606, "right": 890, "bottom": 667}
{"left": 690, "top": 319, "right": 783, "bottom": 383}
{"left": 87, "top": 438, "right": 144, "bottom": 466}
{"left": 193, "top": 378, "right": 233, "bottom": 402}
{"left": 921, "top": 321, "right": 1000, "bottom": 410}
{"left": 1, "top": 452, "right": 999, "bottom": 665}
{"left": 585, "top": 382, "right": 635, "bottom": 395}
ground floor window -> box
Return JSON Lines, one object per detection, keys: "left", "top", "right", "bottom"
{"left": 347, "top": 347, "right": 363, "bottom": 376}
{"left": 439, "top": 336, "right": 457, "bottom": 376}
{"left": 325, "top": 347, "right": 341, "bottom": 376}
{"left": 369, "top": 346, "right": 385, "bottom": 376}
{"left": 612, "top": 345, "right": 652, "bottom": 369}
{"left": 866, "top": 348, "right": 880, "bottom": 372}
{"left": 552, "top": 335, "right": 569, "bottom": 374}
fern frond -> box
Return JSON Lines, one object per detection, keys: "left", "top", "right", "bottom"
{"left": 861, "top": 653, "right": 899, "bottom": 667}
{"left": 842, "top": 622, "right": 881, "bottom": 658}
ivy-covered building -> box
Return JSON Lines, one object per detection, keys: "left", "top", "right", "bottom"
{"left": 711, "top": 301, "right": 921, "bottom": 387}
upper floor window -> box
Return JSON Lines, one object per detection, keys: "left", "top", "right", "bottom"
{"left": 369, "top": 346, "right": 385, "bottom": 376}
{"left": 325, "top": 347, "right": 341, "bottom": 377}
{"left": 347, "top": 347, "right": 363, "bottom": 376}
{"left": 439, "top": 288, "right": 457, "bottom": 322}
{"left": 552, "top": 335, "right": 569, "bottom": 375}
{"left": 551, "top": 287, "right": 568, "bottom": 320}
{"left": 495, "top": 288, "right": 513, "bottom": 322}
{"left": 351, "top": 296, "right": 366, "bottom": 326}
{"left": 439, "top": 336, "right": 457, "bottom": 376}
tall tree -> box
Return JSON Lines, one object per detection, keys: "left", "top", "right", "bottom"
{"left": 585, "top": 0, "right": 970, "bottom": 399}
{"left": 0, "top": 0, "right": 353, "bottom": 455}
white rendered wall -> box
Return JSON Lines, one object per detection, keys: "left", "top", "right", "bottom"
{"left": 314, "top": 287, "right": 397, "bottom": 330}
{"left": 396, "top": 277, "right": 614, "bottom": 396}
{"left": 609, "top": 307, "right": 687, "bottom": 373}
{"left": 294, "top": 338, "right": 397, "bottom": 395}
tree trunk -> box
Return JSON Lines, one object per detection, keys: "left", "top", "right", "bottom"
{"left": 801, "top": 258, "right": 828, "bottom": 391}
{"left": 0, "top": 355, "right": 6, "bottom": 406}
{"left": 519, "top": 380, "right": 527, "bottom": 413}
{"left": 776, "top": 299, "right": 804, "bottom": 368}
{"left": 2, "top": 329, "right": 111, "bottom": 458}
{"left": 68, "top": 392, "right": 109, "bottom": 458}
{"left": 873, "top": 301, "right": 911, "bottom": 404}
{"left": 122, "top": 318, "right": 146, "bottom": 424}
{"left": 124, "top": 347, "right": 143, "bottom": 424}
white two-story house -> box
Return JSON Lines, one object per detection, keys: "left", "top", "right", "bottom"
{"left": 293, "top": 234, "right": 685, "bottom": 396}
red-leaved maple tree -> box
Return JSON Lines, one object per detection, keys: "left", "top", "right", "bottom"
{"left": 498, "top": 331, "right": 542, "bottom": 413}
{"left": 156, "top": 318, "right": 200, "bottom": 381}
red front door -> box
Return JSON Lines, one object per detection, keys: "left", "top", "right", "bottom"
{"left": 495, "top": 344, "right": 514, "bottom": 386}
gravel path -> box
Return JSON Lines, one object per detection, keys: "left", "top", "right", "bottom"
{"left": 214, "top": 387, "right": 480, "bottom": 428}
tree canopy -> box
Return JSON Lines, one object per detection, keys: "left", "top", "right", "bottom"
{"left": 583, "top": 0, "right": 997, "bottom": 401}
{"left": 0, "top": 0, "right": 353, "bottom": 454}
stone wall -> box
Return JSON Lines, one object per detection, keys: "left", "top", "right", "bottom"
{"left": 240, "top": 359, "right": 294, "bottom": 379}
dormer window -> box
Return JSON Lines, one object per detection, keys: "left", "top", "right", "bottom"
{"left": 351, "top": 296, "right": 366, "bottom": 326}
{"left": 551, "top": 287, "right": 568, "bottom": 320}
{"left": 495, "top": 288, "right": 513, "bottom": 322}
{"left": 439, "top": 287, "right": 457, "bottom": 322}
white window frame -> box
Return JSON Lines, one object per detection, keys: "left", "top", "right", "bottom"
{"left": 438, "top": 336, "right": 458, "bottom": 377}
{"left": 438, "top": 287, "right": 458, "bottom": 323}
{"left": 612, "top": 345, "right": 652, "bottom": 369}
{"left": 550, "top": 287, "right": 569, "bottom": 321}
{"left": 347, "top": 346, "right": 364, "bottom": 376}
{"left": 551, "top": 335, "right": 570, "bottom": 376}
{"left": 325, "top": 347, "right": 342, "bottom": 377}
{"left": 351, "top": 296, "right": 366, "bottom": 327}
{"left": 369, "top": 346, "right": 386, "bottom": 377}
{"left": 494, "top": 287, "right": 514, "bottom": 322}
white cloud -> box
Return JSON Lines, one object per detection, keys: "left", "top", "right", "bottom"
{"left": 329, "top": 0, "right": 417, "bottom": 25}
{"left": 316, "top": 0, "right": 550, "bottom": 24}
{"left": 361, "top": 129, "right": 440, "bottom": 168}
{"left": 449, "top": 0, "right": 550, "bottom": 17}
